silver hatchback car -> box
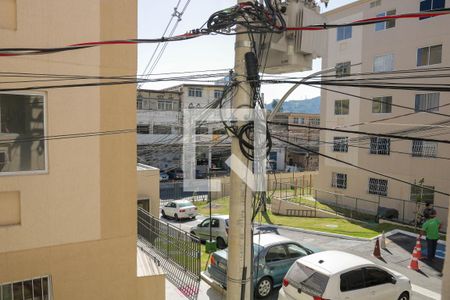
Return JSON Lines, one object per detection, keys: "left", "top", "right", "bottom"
{"left": 190, "top": 215, "right": 229, "bottom": 249}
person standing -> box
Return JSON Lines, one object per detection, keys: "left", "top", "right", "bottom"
{"left": 421, "top": 212, "right": 441, "bottom": 261}
{"left": 423, "top": 203, "right": 436, "bottom": 220}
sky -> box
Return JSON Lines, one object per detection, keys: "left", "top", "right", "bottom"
{"left": 137, "top": 0, "right": 357, "bottom": 103}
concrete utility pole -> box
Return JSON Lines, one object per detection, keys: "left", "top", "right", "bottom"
{"left": 227, "top": 0, "right": 253, "bottom": 299}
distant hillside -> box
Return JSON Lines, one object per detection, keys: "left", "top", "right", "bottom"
{"left": 267, "top": 97, "right": 320, "bottom": 114}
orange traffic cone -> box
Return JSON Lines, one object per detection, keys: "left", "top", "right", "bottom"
{"left": 373, "top": 238, "right": 382, "bottom": 259}
{"left": 408, "top": 235, "right": 422, "bottom": 271}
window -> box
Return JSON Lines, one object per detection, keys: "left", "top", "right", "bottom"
{"left": 0, "top": 93, "right": 46, "bottom": 173}
{"left": 265, "top": 245, "right": 288, "bottom": 263}
{"left": 410, "top": 185, "right": 435, "bottom": 203}
{"left": 286, "top": 244, "right": 309, "bottom": 259}
{"left": 333, "top": 137, "right": 349, "bottom": 152}
{"left": 335, "top": 99, "right": 349, "bottom": 115}
{"left": 370, "top": 137, "right": 390, "bottom": 155}
{"left": 137, "top": 97, "right": 143, "bottom": 110}
{"left": 375, "top": 10, "right": 396, "bottom": 31}
{"left": 196, "top": 127, "right": 208, "bottom": 135}
{"left": 214, "top": 90, "right": 223, "bottom": 99}
{"left": 153, "top": 125, "right": 171, "bottom": 134}
{"left": 373, "top": 54, "right": 394, "bottom": 72}
{"left": 412, "top": 140, "right": 437, "bottom": 157}
{"left": 332, "top": 172, "right": 347, "bottom": 189}
{"left": 286, "top": 263, "right": 329, "bottom": 296}
{"left": 417, "top": 45, "right": 442, "bottom": 66}
{"left": 415, "top": 93, "right": 440, "bottom": 112}
{"left": 336, "top": 62, "right": 351, "bottom": 77}
{"left": 211, "top": 218, "right": 220, "bottom": 228}
{"left": 310, "top": 118, "right": 320, "bottom": 125}
{"left": 369, "top": 178, "right": 388, "bottom": 196}
{"left": 337, "top": 26, "right": 352, "bottom": 41}
{"left": 137, "top": 125, "right": 150, "bottom": 134}
{"left": 364, "top": 268, "right": 392, "bottom": 287}
{"left": 370, "top": 0, "right": 381, "bottom": 8}
{"left": 372, "top": 96, "right": 392, "bottom": 113}
{"left": 420, "top": 0, "right": 446, "bottom": 19}
{"left": 340, "top": 269, "right": 365, "bottom": 292}
{"left": 138, "top": 199, "right": 150, "bottom": 212}
{"left": 188, "top": 87, "right": 203, "bottom": 97}
{"left": 0, "top": 276, "right": 51, "bottom": 300}
{"left": 157, "top": 101, "right": 174, "bottom": 111}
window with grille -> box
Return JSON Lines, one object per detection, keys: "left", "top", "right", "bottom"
{"left": 137, "top": 97, "right": 143, "bottom": 110}
{"left": 333, "top": 137, "right": 349, "bottom": 152}
{"left": 370, "top": 137, "right": 390, "bottom": 155}
{"left": 137, "top": 125, "right": 150, "bottom": 134}
{"left": 412, "top": 140, "right": 437, "bottom": 157}
{"left": 368, "top": 178, "right": 388, "bottom": 196}
{"left": 188, "top": 87, "right": 203, "bottom": 97}
{"left": 370, "top": 0, "right": 381, "bottom": 8}
{"left": 375, "top": 10, "right": 396, "bottom": 31}
{"left": 417, "top": 45, "right": 442, "bottom": 66}
{"left": 373, "top": 54, "right": 394, "bottom": 72}
{"left": 410, "top": 185, "right": 435, "bottom": 203}
{"left": 415, "top": 93, "right": 439, "bottom": 112}
{"left": 332, "top": 172, "right": 347, "bottom": 189}
{"left": 157, "top": 101, "right": 174, "bottom": 111}
{"left": 372, "top": 96, "right": 392, "bottom": 113}
{"left": 337, "top": 26, "right": 352, "bottom": 41}
{"left": 310, "top": 118, "right": 320, "bottom": 125}
{"left": 335, "top": 62, "right": 351, "bottom": 77}
{"left": 0, "top": 276, "right": 51, "bottom": 300}
{"left": 335, "top": 99, "right": 350, "bottom": 115}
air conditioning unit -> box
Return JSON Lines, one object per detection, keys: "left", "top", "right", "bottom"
{"left": 259, "top": 0, "right": 326, "bottom": 74}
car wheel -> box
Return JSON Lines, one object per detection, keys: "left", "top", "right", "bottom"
{"left": 256, "top": 277, "right": 272, "bottom": 298}
{"left": 398, "top": 292, "right": 409, "bottom": 300}
{"left": 217, "top": 237, "right": 226, "bottom": 249}
{"left": 161, "top": 210, "right": 166, "bottom": 218}
{"left": 175, "top": 214, "right": 179, "bottom": 221}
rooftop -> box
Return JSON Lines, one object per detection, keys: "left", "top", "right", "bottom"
{"left": 298, "top": 250, "right": 374, "bottom": 275}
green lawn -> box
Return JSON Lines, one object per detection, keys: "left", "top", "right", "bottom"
{"left": 194, "top": 197, "right": 417, "bottom": 239}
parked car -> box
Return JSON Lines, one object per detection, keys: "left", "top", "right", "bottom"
{"left": 278, "top": 250, "right": 411, "bottom": 300}
{"left": 190, "top": 215, "right": 229, "bottom": 249}
{"left": 161, "top": 200, "right": 198, "bottom": 221}
{"left": 208, "top": 233, "right": 317, "bottom": 298}
{"left": 168, "top": 169, "right": 183, "bottom": 180}
{"left": 159, "top": 172, "right": 169, "bottom": 181}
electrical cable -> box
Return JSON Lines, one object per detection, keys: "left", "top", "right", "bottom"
{"left": 271, "top": 134, "right": 450, "bottom": 197}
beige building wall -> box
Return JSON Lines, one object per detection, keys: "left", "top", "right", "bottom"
{"left": 0, "top": 1, "right": 164, "bottom": 299}
{"left": 137, "top": 164, "right": 161, "bottom": 217}
{"left": 318, "top": 0, "right": 450, "bottom": 224}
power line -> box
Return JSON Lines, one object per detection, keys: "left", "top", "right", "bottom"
{"left": 272, "top": 134, "right": 450, "bottom": 197}
{"left": 268, "top": 121, "right": 450, "bottom": 144}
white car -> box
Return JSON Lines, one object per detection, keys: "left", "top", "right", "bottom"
{"left": 190, "top": 215, "right": 229, "bottom": 249}
{"left": 161, "top": 200, "right": 198, "bottom": 221}
{"left": 278, "top": 250, "right": 411, "bottom": 300}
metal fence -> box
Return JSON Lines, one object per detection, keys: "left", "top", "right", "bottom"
{"left": 160, "top": 181, "right": 208, "bottom": 202}
{"left": 272, "top": 183, "right": 448, "bottom": 230}
{"left": 137, "top": 208, "right": 201, "bottom": 299}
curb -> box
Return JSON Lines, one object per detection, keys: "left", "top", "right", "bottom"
{"left": 256, "top": 224, "right": 373, "bottom": 241}
{"left": 200, "top": 271, "right": 226, "bottom": 296}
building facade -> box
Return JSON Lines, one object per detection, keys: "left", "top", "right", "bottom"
{"left": 137, "top": 84, "right": 231, "bottom": 173}
{"left": 318, "top": 0, "right": 450, "bottom": 227}
{"left": 0, "top": 1, "right": 164, "bottom": 299}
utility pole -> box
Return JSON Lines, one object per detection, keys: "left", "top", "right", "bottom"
{"left": 227, "top": 0, "right": 253, "bottom": 299}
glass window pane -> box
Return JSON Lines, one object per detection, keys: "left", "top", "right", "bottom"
{"left": 375, "top": 12, "right": 386, "bottom": 31}
{"left": 23, "top": 281, "right": 33, "bottom": 300}
{"left": 341, "top": 269, "right": 365, "bottom": 292}
{"left": 42, "top": 278, "right": 49, "bottom": 300}
{"left": 0, "top": 94, "right": 45, "bottom": 173}
{"left": 2, "top": 284, "right": 13, "bottom": 300}
{"left": 429, "top": 45, "right": 442, "bottom": 65}
{"left": 13, "top": 282, "right": 23, "bottom": 300}
{"left": 420, "top": 0, "right": 432, "bottom": 11}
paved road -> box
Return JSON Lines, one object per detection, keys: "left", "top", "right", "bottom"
{"left": 161, "top": 215, "right": 443, "bottom": 300}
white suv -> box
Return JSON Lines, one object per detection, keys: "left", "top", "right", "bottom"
{"left": 278, "top": 250, "right": 411, "bottom": 300}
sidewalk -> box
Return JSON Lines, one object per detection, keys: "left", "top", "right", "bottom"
{"left": 166, "top": 278, "right": 224, "bottom": 300}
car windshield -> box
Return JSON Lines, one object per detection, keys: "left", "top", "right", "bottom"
{"left": 286, "top": 262, "right": 329, "bottom": 296}
{"left": 178, "top": 202, "right": 193, "bottom": 207}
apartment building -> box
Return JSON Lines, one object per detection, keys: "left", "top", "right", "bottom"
{"left": 137, "top": 84, "right": 231, "bottom": 172}
{"left": 0, "top": 1, "right": 164, "bottom": 299}
{"left": 318, "top": 0, "right": 450, "bottom": 226}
